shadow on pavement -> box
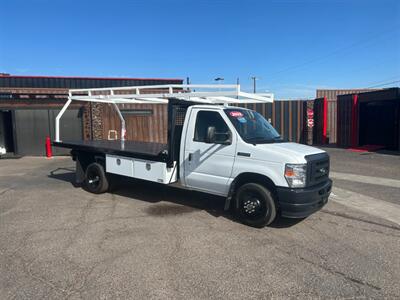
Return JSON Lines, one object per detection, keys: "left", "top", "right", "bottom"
{"left": 49, "top": 167, "right": 81, "bottom": 188}
{"left": 319, "top": 145, "right": 400, "bottom": 156}
{"left": 375, "top": 149, "right": 400, "bottom": 156}
{"left": 48, "top": 168, "right": 305, "bottom": 229}
{"left": 270, "top": 216, "right": 305, "bottom": 228}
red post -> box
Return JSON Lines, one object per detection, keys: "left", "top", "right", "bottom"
{"left": 351, "top": 95, "right": 359, "bottom": 148}
{"left": 45, "top": 136, "right": 53, "bottom": 158}
{"left": 322, "top": 96, "right": 328, "bottom": 144}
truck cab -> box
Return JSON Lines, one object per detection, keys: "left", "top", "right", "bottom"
{"left": 179, "top": 105, "right": 332, "bottom": 227}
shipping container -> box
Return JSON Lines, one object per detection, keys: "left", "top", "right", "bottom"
{"left": 316, "top": 89, "right": 376, "bottom": 144}
{"left": 337, "top": 88, "right": 400, "bottom": 151}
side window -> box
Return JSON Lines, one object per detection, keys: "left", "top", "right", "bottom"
{"left": 194, "top": 111, "right": 229, "bottom": 143}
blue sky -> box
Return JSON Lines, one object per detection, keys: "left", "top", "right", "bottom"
{"left": 0, "top": 0, "right": 399, "bottom": 98}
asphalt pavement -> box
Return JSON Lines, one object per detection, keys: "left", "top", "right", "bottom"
{"left": 0, "top": 153, "right": 399, "bottom": 299}
{"left": 322, "top": 146, "right": 400, "bottom": 206}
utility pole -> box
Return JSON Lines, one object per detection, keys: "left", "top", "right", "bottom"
{"left": 236, "top": 77, "right": 240, "bottom": 99}
{"left": 251, "top": 76, "right": 259, "bottom": 93}
{"left": 186, "top": 77, "right": 190, "bottom": 92}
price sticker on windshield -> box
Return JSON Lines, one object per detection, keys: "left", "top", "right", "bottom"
{"left": 229, "top": 111, "right": 244, "bottom": 118}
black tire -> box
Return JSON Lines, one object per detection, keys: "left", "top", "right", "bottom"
{"left": 84, "top": 162, "right": 109, "bottom": 194}
{"left": 235, "top": 183, "right": 277, "bottom": 228}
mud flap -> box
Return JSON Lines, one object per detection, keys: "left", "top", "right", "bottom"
{"left": 224, "top": 179, "right": 237, "bottom": 211}
{"left": 76, "top": 157, "right": 85, "bottom": 184}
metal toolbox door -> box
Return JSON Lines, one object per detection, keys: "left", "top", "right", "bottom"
{"left": 106, "top": 154, "right": 133, "bottom": 177}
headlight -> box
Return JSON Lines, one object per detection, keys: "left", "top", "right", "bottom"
{"left": 285, "top": 164, "right": 307, "bottom": 188}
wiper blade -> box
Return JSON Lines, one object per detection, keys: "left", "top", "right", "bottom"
{"left": 247, "top": 136, "right": 268, "bottom": 141}
{"left": 273, "top": 136, "right": 287, "bottom": 142}
{"left": 246, "top": 136, "right": 285, "bottom": 144}
{"left": 246, "top": 137, "right": 275, "bottom": 143}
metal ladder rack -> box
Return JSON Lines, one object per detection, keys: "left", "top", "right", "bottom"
{"left": 55, "top": 84, "right": 274, "bottom": 142}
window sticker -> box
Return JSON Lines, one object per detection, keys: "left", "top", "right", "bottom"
{"left": 229, "top": 111, "right": 244, "bottom": 118}
{"left": 237, "top": 117, "right": 247, "bottom": 123}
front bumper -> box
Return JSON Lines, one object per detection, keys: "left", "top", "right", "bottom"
{"left": 276, "top": 179, "right": 332, "bottom": 218}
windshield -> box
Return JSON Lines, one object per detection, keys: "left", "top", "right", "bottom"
{"left": 224, "top": 109, "right": 282, "bottom": 144}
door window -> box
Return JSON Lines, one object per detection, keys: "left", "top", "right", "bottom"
{"left": 194, "top": 111, "right": 229, "bottom": 143}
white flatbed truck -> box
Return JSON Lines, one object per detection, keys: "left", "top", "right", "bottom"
{"left": 53, "top": 84, "right": 332, "bottom": 227}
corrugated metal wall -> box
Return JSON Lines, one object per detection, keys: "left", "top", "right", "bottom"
{"left": 316, "top": 89, "right": 376, "bottom": 144}
{"left": 312, "top": 98, "right": 325, "bottom": 145}
{"left": 327, "top": 100, "right": 337, "bottom": 143}
{"left": 95, "top": 100, "right": 309, "bottom": 145}
{"left": 316, "top": 89, "right": 375, "bottom": 101}
{"left": 336, "top": 94, "right": 355, "bottom": 148}
{"left": 237, "top": 101, "right": 308, "bottom": 143}
{"left": 337, "top": 88, "right": 400, "bottom": 150}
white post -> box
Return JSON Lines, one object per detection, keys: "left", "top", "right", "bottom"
{"left": 55, "top": 97, "right": 72, "bottom": 142}
{"left": 235, "top": 84, "right": 240, "bottom": 100}
{"left": 112, "top": 103, "right": 126, "bottom": 141}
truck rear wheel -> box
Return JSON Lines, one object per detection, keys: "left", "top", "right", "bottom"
{"left": 84, "top": 162, "right": 109, "bottom": 194}
{"left": 235, "top": 183, "right": 276, "bottom": 227}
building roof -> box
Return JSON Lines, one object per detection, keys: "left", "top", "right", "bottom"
{"left": 316, "top": 89, "right": 378, "bottom": 101}
{"left": 0, "top": 74, "right": 183, "bottom": 89}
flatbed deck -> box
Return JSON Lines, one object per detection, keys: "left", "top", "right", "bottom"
{"left": 53, "top": 140, "right": 169, "bottom": 161}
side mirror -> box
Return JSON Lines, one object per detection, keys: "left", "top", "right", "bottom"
{"left": 206, "top": 126, "right": 216, "bottom": 143}
{"left": 206, "top": 126, "right": 232, "bottom": 145}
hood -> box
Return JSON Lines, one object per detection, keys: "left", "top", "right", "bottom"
{"left": 241, "top": 142, "right": 325, "bottom": 164}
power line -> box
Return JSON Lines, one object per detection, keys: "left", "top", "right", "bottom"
{"left": 364, "top": 75, "right": 400, "bottom": 87}
{"left": 367, "top": 80, "right": 400, "bottom": 88}
{"left": 266, "top": 26, "right": 399, "bottom": 82}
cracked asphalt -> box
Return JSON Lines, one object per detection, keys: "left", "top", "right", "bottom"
{"left": 0, "top": 155, "right": 399, "bottom": 299}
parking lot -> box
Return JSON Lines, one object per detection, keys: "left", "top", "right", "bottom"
{"left": 1, "top": 148, "right": 399, "bottom": 299}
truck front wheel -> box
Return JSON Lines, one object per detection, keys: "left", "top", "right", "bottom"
{"left": 235, "top": 183, "right": 277, "bottom": 227}
{"left": 84, "top": 162, "right": 109, "bottom": 194}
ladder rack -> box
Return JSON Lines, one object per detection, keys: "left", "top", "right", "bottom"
{"left": 68, "top": 84, "right": 273, "bottom": 104}
{"left": 55, "top": 84, "right": 274, "bottom": 142}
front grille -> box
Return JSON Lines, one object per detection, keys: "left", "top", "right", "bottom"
{"left": 305, "top": 153, "right": 330, "bottom": 187}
